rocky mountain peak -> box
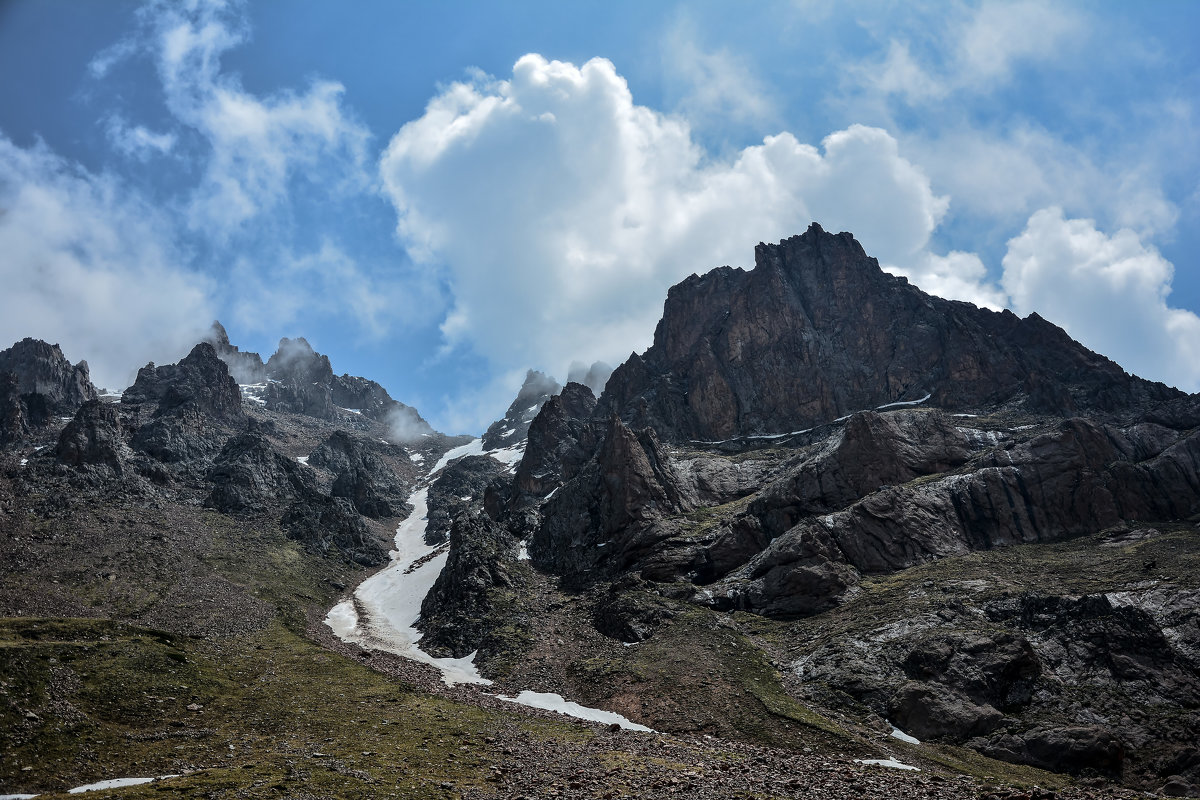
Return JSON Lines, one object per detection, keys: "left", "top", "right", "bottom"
{"left": 599, "top": 227, "right": 1178, "bottom": 442}
{"left": 123, "top": 342, "right": 244, "bottom": 422}
{"left": 0, "top": 337, "right": 97, "bottom": 413}
{"left": 266, "top": 337, "right": 334, "bottom": 386}
{"left": 205, "top": 321, "right": 267, "bottom": 384}
{"left": 481, "top": 369, "right": 560, "bottom": 451}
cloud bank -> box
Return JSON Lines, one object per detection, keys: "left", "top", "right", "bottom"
{"left": 380, "top": 54, "right": 951, "bottom": 383}
{"left": 0, "top": 136, "right": 214, "bottom": 390}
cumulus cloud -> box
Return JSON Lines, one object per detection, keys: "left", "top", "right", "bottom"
{"left": 1002, "top": 207, "right": 1200, "bottom": 391}
{"left": 885, "top": 250, "right": 1007, "bottom": 311}
{"left": 906, "top": 126, "right": 1179, "bottom": 238}
{"left": 0, "top": 135, "right": 214, "bottom": 391}
{"left": 379, "top": 54, "right": 949, "bottom": 386}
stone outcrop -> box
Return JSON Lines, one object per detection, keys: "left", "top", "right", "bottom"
{"left": 512, "top": 382, "right": 600, "bottom": 504}
{"left": 308, "top": 431, "right": 411, "bottom": 519}
{"left": 124, "top": 343, "right": 244, "bottom": 422}
{"left": 0, "top": 338, "right": 97, "bottom": 413}
{"left": 426, "top": 455, "right": 506, "bottom": 545}
{"left": 531, "top": 415, "right": 689, "bottom": 578}
{"left": 205, "top": 432, "right": 316, "bottom": 515}
{"left": 418, "top": 509, "right": 528, "bottom": 660}
{"left": 55, "top": 400, "right": 129, "bottom": 475}
{"left": 598, "top": 224, "right": 1180, "bottom": 443}
{"left": 205, "top": 321, "right": 267, "bottom": 384}
{"left": 707, "top": 413, "right": 1200, "bottom": 617}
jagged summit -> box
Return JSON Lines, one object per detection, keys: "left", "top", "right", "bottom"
{"left": 203, "top": 322, "right": 436, "bottom": 439}
{"left": 600, "top": 224, "right": 1178, "bottom": 442}
{"left": 0, "top": 337, "right": 97, "bottom": 412}
{"left": 481, "top": 369, "right": 560, "bottom": 451}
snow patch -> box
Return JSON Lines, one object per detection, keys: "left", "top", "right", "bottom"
{"left": 324, "top": 487, "right": 490, "bottom": 686}
{"left": 855, "top": 759, "right": 919, "bottom": 771}
{"left": 296, "top": 456, "right": 309, "bottom": 466}
{"left": 238, "top": 383, "right": 268, "bottom": 406}
{"left": 877, "top": 393, "right": 932, "bottom": 410}
{"left": 888, "top": 723, "right": 920, "bottom": 744}
{"left": 428, "top": 438, "right": 483, "bottom": 476}
{"left": 494, "top": 690, "right": 655, "bottom": 732}
{"left": 517, "top": 543, "right": 530, "bottom": 561}
{"left": 19, "top": 458, "right": 27, "bottom": 467}
{"left": 69, "top": 777, "right": 182, "bottom": 794}
{"left": 339, "top": 407, "right": 363, "bottom": 415}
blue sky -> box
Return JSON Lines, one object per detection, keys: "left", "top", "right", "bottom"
{"left": 1, "top": 0, "right": 1197, "bottom": 433}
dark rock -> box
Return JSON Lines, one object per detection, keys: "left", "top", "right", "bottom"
{"left": 599, "top": 225, "right": 1179, "bottom": 442}
{"left": 0, "top": 373, "right": 29, "bottom": 447}
{"left": 976, "top": 725, "right": 1124, "bottom": 777}
{"left": 482, "top": 369, "right": 560, "bottom": 451}
{"left": 715, "top": 417, "right": 1200, "bottom": 617}
{"left": 280, "top": 496, "right": 388, "bottom": 566}
{"left": 308, "top": 431, "right": 412, "bottom": 519}
{"left": 56, "top": 400, "right": 129, "bottom": 475}
{"left": 418, "top": 510, "right": 528, "bottom": 660}
{"left": 426, "top": 455, "right": 506, "bottom": 545}
{"left": 531, "top": 415, "right": 689, "bottom": 578}
{"left": 205, "top": 321, "right": 267, "bottom": 384}
{"left": 592, "top": 582, "right": 678, "bottom": 643}
{"left": 512, "top": 382, "right": 600, "bottom": 505}
{"left": 205, "top": 432, "right": 316, "bottom": 515}
{"left": 123, "top": 343, "right": 244, "bottom": 422}
{"left": 0, "top": 338, "right": 97, "bottom": 414}
{"left": 888, "top": 681, "right": 1004, "bottom": 741}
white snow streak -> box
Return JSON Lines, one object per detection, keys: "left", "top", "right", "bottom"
{"left": 855, "top": 758, "right": 920, "bottom": 771}
{"left": 428, "top": 438, "right": 483, "bottom": 476}
{"left": 494, "top": 690, "right": 655, "bottom": 732}
{"left": 876, "top": 393, "right": 932, "bottom": 410}
{"left": 324, "top": 487, "right": 490, "bottom": 686}
{"left": 69, "top": 777, "right": 182, "bottom": 794}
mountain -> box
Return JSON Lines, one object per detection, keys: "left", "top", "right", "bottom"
{"left": 206, "top": 322, "right": 436, "bottom": 439}
{"left": 600, "top": 223, "right": 1179, "bottom": 442}
{"left": 2, "top": 227, "right": 1199, "bottom": 798}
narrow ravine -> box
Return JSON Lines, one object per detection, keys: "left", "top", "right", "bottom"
{"left": 325, "top": 439, "right": 652, "bottom": 730}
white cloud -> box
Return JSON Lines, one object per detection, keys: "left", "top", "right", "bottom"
{"left": 225, "top": 240, "right": 443, "bottom": 340}
{"left": 380, "top": 55, "right": 950, "bottom": 403}
{"left": 661, "top": 17, "right": 775, "bottom": 131}
{"left": 104, "top": 114, "right": 177, "bottom": 160}
{"left": 0, "top": 136, "right": 215, "bottom": 391}
{"left": 905, "top": 125, "right": 1179, "bottom": 238}
{"left": 136, "top": 0, "right": 370, "bottom": 237}
{"left": 861, "top": 0, "right": 1085, "bottom": 103}
{"left": 885, "top": 250, "right": 1007, "bottom": 311}
{"left": 1002, "top": 207, "right": 1200, "bottom": 391}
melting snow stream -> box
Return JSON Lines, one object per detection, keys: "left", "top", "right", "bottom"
{"left": 324, "top": 439, "right": 653, "bottom": 732}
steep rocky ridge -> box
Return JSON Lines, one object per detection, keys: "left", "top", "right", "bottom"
{"left": 0, "top": 338, "right": 97, "bottom": 413}
{"left": 460, "top": 228, "right": 1200, "bottom": 792}
{"left": 599, "top": 223, "right": 1179, "bottom": 443}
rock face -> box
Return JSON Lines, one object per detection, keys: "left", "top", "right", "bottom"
{"left": 511, "top": 382, "right": 600, "bottom": 504}
{"left": 481, "top": 370, "right": 560, "bottom": 451}
{"left": 531, "top": 415, "right": 690, "bottom": 578}
{"left": 418, "top": 509, "right": 527, "bottom": 660}
{"left": 55, "top": 400, "right": 129, "bottom": 475}
{"left": 308, "top": 431, "right": 411, "bottom": 519}
{"left": 206, "top": 321, "right": 267, "bottom": 384}
{"left": 599, "top": 224, "right": 1179, "bottom": 443}
{"left": 707, "top": 412, "right": 1200, "bottom": 617}
{"left": 124, "top": 343, "right": 244, "bottom": 422}
{"left": 206, "top": 431, "right": 389, "bottom": 565}
{"left": 425, "top": 455, "right": 507, "bottom": 545}
{"left": 0, "top": 338, "right": 97, "bottom": 413}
